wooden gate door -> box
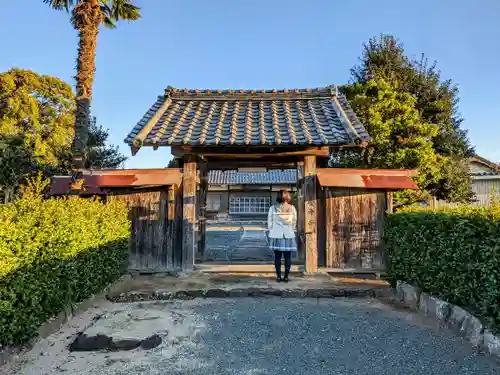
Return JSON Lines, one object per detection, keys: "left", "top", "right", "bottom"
{"left": 324, "top": 188, "right": 386, "bottom": 270}
{"left": 109, "top": 186, "right": 182, "bottom": 272}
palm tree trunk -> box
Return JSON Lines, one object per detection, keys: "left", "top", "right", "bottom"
{"left": 71, "top": 0, "right": 101, "bottom": 170}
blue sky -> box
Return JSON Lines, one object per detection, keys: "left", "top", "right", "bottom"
{"left": 2, "top": 0, "right": 499, "bottom": 168}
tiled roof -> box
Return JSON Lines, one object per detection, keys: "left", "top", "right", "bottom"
{"left": 208, "top": 169, "right": 296, "bottom": 185}
{"left": 125, "top": 86, "right": 371, "bottom": 150}
{"left": 472, "top": 172, "right": 500, "bottom": 177}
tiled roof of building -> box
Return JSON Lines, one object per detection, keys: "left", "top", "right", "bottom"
{"left": 125, "top": 86, "right": 371, "bottom": 151}
{"left": 471, "top": 172, "right": 500, "bottom": 177}
{"left": 208, "top": 169, "right": 296, "bottom": 185}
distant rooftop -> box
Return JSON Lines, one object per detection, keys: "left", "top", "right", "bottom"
{"left": 125, "top": 86, "right": 371, "bottom": 152}
{"left": 208, "top": 169, "right": 296, "bottom": 185}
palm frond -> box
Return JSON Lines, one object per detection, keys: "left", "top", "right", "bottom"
{"left": 103, "top": 15, "right": 117, "bottom": 29}
{"left": 107, "top": 0, "right": 141, "bottom": 22}
{"left": 43, "top": 0, "right": 78, "bottom": 11}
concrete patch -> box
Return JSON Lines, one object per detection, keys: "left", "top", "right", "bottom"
{"left": 69, "top": 308, "right": 173, "bottom": 352}
{"left": 1, "top": 301, "right": 205, "bottom": 375}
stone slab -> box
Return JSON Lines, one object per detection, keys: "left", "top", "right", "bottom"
{"left": 400, "top": 282, "right": 420, "bottom": 310}
{"left": 460, "top": 313, "right": 484, "bottom": 347}
{"left": 106, "top": 273, "right": 392, "bottom": 303}
{"left": 447, "top": 304, "right": 469, "bottom": 331}
{"left": 69, "top": 308, "right": 176, "bottom": 352}
{"left": 483, "top": 330, "right": 500, "bottom": 357}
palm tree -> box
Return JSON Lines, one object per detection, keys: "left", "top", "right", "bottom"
{"left": 43, "top": 0, "right": 141, "bottom": 171}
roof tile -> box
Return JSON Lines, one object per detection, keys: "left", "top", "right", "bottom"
{"left": 208, "top": 169, "right": 296, "bottom": 185}
{"left": 125, "top": 87, "right": 371, "bottom": 149}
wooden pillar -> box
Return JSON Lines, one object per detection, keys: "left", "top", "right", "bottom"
{"left": 167, "top": 183, "right": 183, "bottom": 269}
{"left": 304, "top": 155, "right": 318, "bottom": 273}
{"left": 167, "top": 185, "right": 176, "bottom": 269}
{"left": 386, "top": 191, "right": 394, "bottom": 214}
{"left": 198, "top": 160, "right": 208, "bottom": 259}
{"left": 296, "top": 160, "right": 305, "bottom": 263}
{"left": 182, "top": 155, "right": 197, "bottom": 270}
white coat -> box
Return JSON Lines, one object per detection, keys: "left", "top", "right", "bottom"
{"left": 267, "top": 204, "right": 297, "bottom": 239}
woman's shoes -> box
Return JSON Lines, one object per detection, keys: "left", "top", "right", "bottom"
{"left": 276, "top": 277, "right": 289, "bottom": 283}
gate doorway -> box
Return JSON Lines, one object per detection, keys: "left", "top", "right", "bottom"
{"left": 200, "top": 169, "right": 297, "bottom": 264}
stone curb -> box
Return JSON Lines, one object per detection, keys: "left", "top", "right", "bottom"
{"left": 0, "top": 274, "right": 132, "bottom": 367}
{"left": 395, "top": 281, "right": 500, "bottom": 359}
{"left": 106, "top": 286, "right": 393, "bottom": 303}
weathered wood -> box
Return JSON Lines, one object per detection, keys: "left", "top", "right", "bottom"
{"left": 182, "top": 155, "right": 197, "bottom": 270}
{"left": 108, "top": 187, "right": 180, "bottom": 272}
{"left": 324, "top": 188, "right": 386, "bottom": 270}
{"left": 304, "top": 155, "right": 318, "bottom": 273}
{"left": 132, "top": 97, "right": 173, "bottom": 149}
{"left": 198, "top": 160, "right": 208, "bottom": 258}
{"left": 167, "top": 185, "right": 176, "bottom": 269}
{"left": 386, "top": 191, "right": 394, "bottom": 213}
{"left": 316, "top": 184, "right": 326, "bottom": 267}
{"left": 207, "top": 160, "right": 298, "bottom": 170}
{"left": 174, "top": 183, "right": 183, "bottom": 268}
{"left": 198, "top": 149, "right": 329, "bottom": 158}
{"left": 296, "top": 160, "right": 305, "bottom": 262}
{"left": 373, "top": 192, "right": 386, "bottom": 268}
{"left": 172, "top": 146, "right": 330, "bottom": 158}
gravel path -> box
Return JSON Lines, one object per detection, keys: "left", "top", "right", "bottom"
{"left": 5, "top": 298, "right": 499, "bottom": 375}
{"left": 171, "top": 299, "right": 499, "bottom": 375}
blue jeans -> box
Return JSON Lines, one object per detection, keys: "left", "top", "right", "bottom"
{"left": 274, "top": 250, "right": 291, "bottom": 279}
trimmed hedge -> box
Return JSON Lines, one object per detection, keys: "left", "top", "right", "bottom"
{"left": 0, "top": 189, "right": 130, "bottom": 346}
{"left": 384, "top": 204, "right": 500, "bottom": 331}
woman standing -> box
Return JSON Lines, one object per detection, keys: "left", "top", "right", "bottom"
{"left": 267, "top": 189, "right": 297, "bottom": 282}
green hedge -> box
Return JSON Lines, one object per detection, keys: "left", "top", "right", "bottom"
{"left": 384, "top": 204, "right": 500, "bottom": 331}
{"left": 0, "top": 188, "right": 130, "bottom": 346}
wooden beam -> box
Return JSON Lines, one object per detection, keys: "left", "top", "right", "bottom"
{"left": 207, "top": 160, "right": 298, "bottom": 170}
{"left": 201, "top": 150, "right": 329, "bottom": 158}
{"left": 304, "top": 155, "right": 318, "bottom": 273}
{"left": 132, "top": 96, "right": 172, "bottom": 148}
{"left": 172, "top": 146, "right": 330, "bottom": 158}
{"left": 296, "top": 160, "right": 305, "bottom": 263}
{"left": 198, "top": 160, "right": 208, "bottom": 259}
{"left": 182, "top": 155, "right": 197, "bottom": 270}
{"left": 94, "top": 172, "right": 182, "bottom": 187}
{"left": 321, "top": 168, "right": 418, "bottom": 176}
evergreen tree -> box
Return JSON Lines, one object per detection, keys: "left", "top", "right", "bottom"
{"left": 344, "top": 34, "right": 474, "bottom": 202}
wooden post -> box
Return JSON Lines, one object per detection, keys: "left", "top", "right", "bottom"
{"left": 198, "top": 160, "right": 208, "bottom": 259}
{"left": 296, "top": 160, "right": 305, "bottom": 263}
{"left": 304, "top": 155, "right": 318, "bottom": 273}
{"left": 386, "top": 191, "right": 394, "bottom": 214}
{"left": 167, "top": 184, "right": 176, "bottom": 269}
{"left": 182, "top": 155, "right": 197, "bottom": 270}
